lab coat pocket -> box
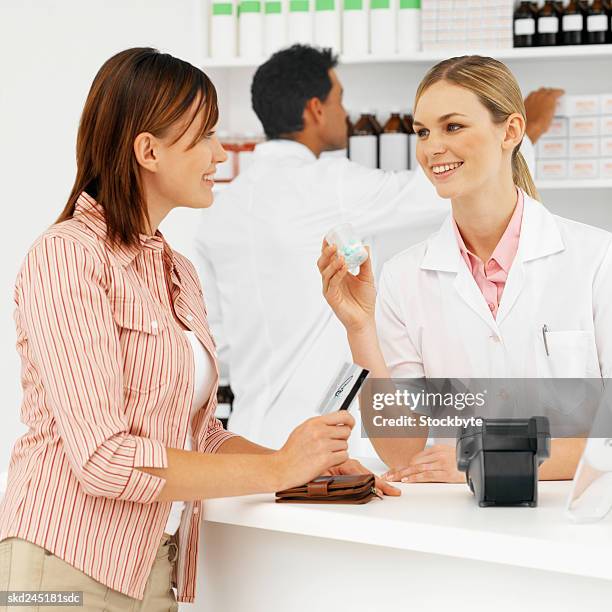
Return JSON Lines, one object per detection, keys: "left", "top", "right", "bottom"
{"left": 536, "top": 330, "right": 591, "bottom": 379}
{"left": 536, "top": 330, "right": 594, "bottom": 420}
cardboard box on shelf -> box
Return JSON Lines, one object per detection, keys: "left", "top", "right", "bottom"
{"left": 536, "top": 159, "right": 568, "bottom": 180}
{"left": 537, "top": 138, "right": 568, "bottom": 159}
{"left": 600, "top": 158, "right": 612, "bottom": 179}
{"left": 569, "top": 138, "right": 600, "bottom": 159}
{"left": 569, "top": 159, "right": 599, "bottom": 180}
{"left": 541, "top": 117, "right": 568, "bottom": 140}
{"left": 569, "top": 117, "right": 600, "bottom": 138}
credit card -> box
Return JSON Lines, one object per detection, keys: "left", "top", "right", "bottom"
{"left": 317, "top": 363, "right": 370, "bottom": 414}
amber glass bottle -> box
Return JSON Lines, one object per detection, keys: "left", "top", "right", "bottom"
{"left": 514, "top": 1, "right": 538, "bottom": 47}
{"left": 379, "top": 112, "right": 410, "bottom": 171}
{"left": 538, "top": 0, "right": 561, "bottom": 45}
{"left": 586, "top": 0, "right": 609, "bottom": 44}
{"left": 349, "top": 112, "right": 381, "bottom": 169}
{"left": 561, "top": 0, "right": 586, "bottom": 45}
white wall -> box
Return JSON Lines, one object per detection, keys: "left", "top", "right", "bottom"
{"left": 0, "top": 0, "right": 206, "bottom": 471}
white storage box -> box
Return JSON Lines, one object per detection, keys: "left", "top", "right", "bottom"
{"left": 601, "top": 116, "right": 612, "bottom": 137}
{"left": 537, "top": 138, "right": 568, "bottom": 159}
{"left": 569, "top": 138, "right": 599, "bottom": 159}
{"left": 599, "top": 158, "right": 612, "bottom": 179}
{"left": 569, "top": 159, "right": 599, "bottom": 179}
{"left": 569, "top": 116, "right": 600, "bottom": 138}
{"left": 536, "top": 159, "right": 568, "bottom": 180}
{"left": 556, "top": 95, "right": 600, "bottom": 117}
{"left": 600, "top": 137, "right": 612, "bottom": 158}
{"left": 600, "top": 93, "right": 612, "bottom": 116}
{"left": 541, "top": 117, "right": 568, "bottom": 140}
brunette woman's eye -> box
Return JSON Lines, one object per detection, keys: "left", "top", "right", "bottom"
{"left": 416, "top": 128, "right": 429, "bottom": 138}
{"left": 447, "top": 123, "right": 462, "bottom": 132}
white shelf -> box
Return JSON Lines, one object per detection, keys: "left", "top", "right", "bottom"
{"left": 536, "top": 179, "right": 612, "bottom": 190}
{"left": 203, "top": 44, "right": 612, "bottom": 69}
{"left": 217, "top": 179, "right": 611, "bottom": 191}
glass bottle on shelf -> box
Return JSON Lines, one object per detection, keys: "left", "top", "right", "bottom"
{"left": 401, "top": 113, "right": 414, "bottom": 135}
{"left": 348, "top": 111, "right": 381, "bottom": 169}
{"left": 379, "top": 111, "right": 410, "bottom": 172}
{"left": 514, "top": 1, "right": 538, "bottom": 47}
{"left": 538, "top": 0, "right": 561, "bottom": 46}
{"left": 401, "top": 113, "right": 416, "bottom": 170}
{"left": 586, "top": 0, "right": 609, "bottom": 44}
{"left": 561, "top": 0, "right": 586, "bottom": 45}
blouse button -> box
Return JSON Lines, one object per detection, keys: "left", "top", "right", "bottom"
{"left": 186, "top": 314, "right": 194, "bottom": 323}
{"left": 193, "top": 506, "right": 199, "bottom": 515}
{"left": 151, "top": 320, "right": 159, "bottom": 333}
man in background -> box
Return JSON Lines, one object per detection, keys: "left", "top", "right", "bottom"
{"left": 194, "top": 44, "right": 561, "bottom": 450}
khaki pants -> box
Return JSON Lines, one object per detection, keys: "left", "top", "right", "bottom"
{"left": 0, "top": 534, "right": 179, "bottom": 611}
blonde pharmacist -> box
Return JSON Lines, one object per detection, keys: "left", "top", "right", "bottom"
{"left": 318, "top": 55, "right": 612, "bottom": 484}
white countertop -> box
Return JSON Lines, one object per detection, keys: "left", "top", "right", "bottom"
{"left": 202, "top": 458, "right": 612, "bottom": 581}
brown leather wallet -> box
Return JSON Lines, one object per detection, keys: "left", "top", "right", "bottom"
{"left": 275, "top": 474, "right": 381, "bottom": 504}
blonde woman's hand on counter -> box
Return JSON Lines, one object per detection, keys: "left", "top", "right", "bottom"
{"left": 317, "top": 240, "right": 376, "bottom": 334}
{"left": 325, "top": 458, "right": 401, "bottom": 497}
{"left": 382, "top": 445, "right": 465, "bottom": 484}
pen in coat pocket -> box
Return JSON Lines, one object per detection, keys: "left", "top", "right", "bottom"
{"left": 542, "top": 324, "right": 550, "bottom": 357}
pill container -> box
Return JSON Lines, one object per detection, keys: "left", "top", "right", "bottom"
{"left": 325, "top": 223, "right": 368, "bottom": 273}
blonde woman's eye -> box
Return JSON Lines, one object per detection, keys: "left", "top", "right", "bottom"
{"left": 447, "top": 124, "right": 462, "bottom": 132}
{"left": 416, "top": 128, "right": 429, "bottom": 138}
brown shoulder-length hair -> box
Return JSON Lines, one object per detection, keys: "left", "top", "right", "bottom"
{"left": 58, "top": 47, "right": 219, "bottom": 246}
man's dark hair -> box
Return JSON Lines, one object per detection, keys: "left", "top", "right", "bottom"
{"left": 251, "top": 45, "right": 339, "bottom": 139}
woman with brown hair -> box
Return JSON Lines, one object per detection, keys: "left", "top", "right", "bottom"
{"left": 318, "top": 55, "right": 612, "bottom": 485}
{"left": 0, "top": 48, "right": 397, "bottom": 611}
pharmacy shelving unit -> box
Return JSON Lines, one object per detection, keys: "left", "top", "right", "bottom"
{"left": 536, "top": 179, "right": 612, "bottom": 190}
{"left": 205, "top": 43, "right": 612, "bottom": 230}
{"left": 203, "top": 43, "right": 612, "bottom": 68}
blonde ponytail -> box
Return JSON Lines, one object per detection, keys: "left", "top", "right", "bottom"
{"left": 513, "top": 147, "right": 540, "bottom": 201}
{"left": 415, "top": 55, "right": 541, "bottom": 203}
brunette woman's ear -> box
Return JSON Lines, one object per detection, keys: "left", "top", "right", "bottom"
{"left": 133, "top": 132, "right": 160, "bottom": 172}
{"left": 502, "top": 113, "right": 526, "bottom": 152}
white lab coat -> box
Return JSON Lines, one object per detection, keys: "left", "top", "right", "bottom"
{"left": 377, "top": 192, "right": 612, "bottom": 383}
{"left": 193, "top": 139, "right": 450, "bottom": 448}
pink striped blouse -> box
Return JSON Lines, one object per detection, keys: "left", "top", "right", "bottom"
{"left": 0, "top": 192, "right": 236, "bottom": 602}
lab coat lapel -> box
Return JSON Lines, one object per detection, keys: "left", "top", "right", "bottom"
{"left": 496, "top": 193, "right": 565, "bottom": 324}
{"left": 422, "top": 216, "right": 499, "bottom": 334}
{"left": 453, "top": 263, "right": 500, "bottom": 332}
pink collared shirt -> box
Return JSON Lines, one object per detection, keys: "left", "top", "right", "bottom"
{"left": 453, "top": 189, "right": 524, "bottom": 318}
{"left": 0, "top": 192, "right": 236, "bottom": 602}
